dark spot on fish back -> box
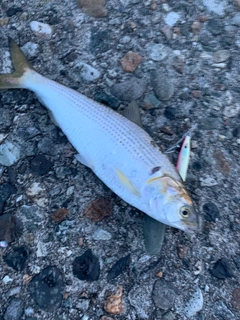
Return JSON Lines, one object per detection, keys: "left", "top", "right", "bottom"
{"left": 151, "top": 166, "right": 161, "bottom": 174}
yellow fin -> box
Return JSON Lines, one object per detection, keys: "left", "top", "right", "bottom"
{"left": 115, "top": 168, "right": 140, "bottom": 197}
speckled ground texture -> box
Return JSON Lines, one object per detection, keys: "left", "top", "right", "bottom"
{"left": 0, "top": 0, "right": 240, "bottom": 319}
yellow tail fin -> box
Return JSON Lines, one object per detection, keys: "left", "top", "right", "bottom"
{"left": 0, "top": 38, "right": 33, "bottom": 89}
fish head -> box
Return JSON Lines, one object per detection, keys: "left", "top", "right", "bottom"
{"left": 146, "top": 175, "right": 200, "bottom": 233}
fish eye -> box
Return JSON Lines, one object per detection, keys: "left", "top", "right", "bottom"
{"left": 180, "top": 207, "right": 190, "bottom": 218}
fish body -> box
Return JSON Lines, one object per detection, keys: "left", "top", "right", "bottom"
{"left": 0, "top": 39, "right": 199, "bottom": 233}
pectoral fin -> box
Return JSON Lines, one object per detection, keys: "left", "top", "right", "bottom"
{"left": 115, "top": 167, "right": 141, "bottom": 197}
{"left": 75, "top": 153, "right": 93, "bottom": 170}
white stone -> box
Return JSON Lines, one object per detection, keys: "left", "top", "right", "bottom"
{"left": 36, "top": 240, "right": 48, "bottom": 257}
{"left": 164, "top": 12, "right": 180, "bottom": 26}
{"left": 30, "top": 21, "right": 53, "bottom": 37}
{"left": 3, "top": 275, "right": 13, "bottom": 284}
{"left": 21, "top": 42, "right": 39, "bottom": 58}
{"left": 0, "top": 142, "right": 20, "bottom": 166}
{"left": 182, "top": 287, "right": 203, "bottom": 317}
{"left": 223, "top": 104, "right": 240, "bottom": 118}
{"left": 200, "top": 176, "right": 218, "bottom": 187}
{"left": 202, "top": 0, "right": 227, "bottom": 16}
{"left": 79, "top": 63, "right": 101, "bottom": 82}
{"left": 147, "top": 43, "right": 169, "bottom": 61}
{"left": 25, "top": 182, "right": 48, "bottom": 207}
{"left": 92, "top": 228, "right": 112, "bottom": 240}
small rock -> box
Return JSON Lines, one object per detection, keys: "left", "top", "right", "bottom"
{"left": 0, "top": 214, "right": 21, "bottom": 243}
{"left": 213, "top": 50, "right": 230, "bottom": 63}
{"left": 191, "top": 21, "right": 201, "bottom": 34}
{"left": 151, "top": 72, "right": 174, "bottom": 101}
{"left": 111, "top": 77, "right": 147, "bottom": 101}
{"left": 177, "top": 245, "right": 188, "bottom": 259}
{"left": 164, "top": 12, "right": 180, "bottom": 27}
{"left": 162, "top": 311, "right": 176, "bottom": 320}
{"left": 223, "top": 104, "right": 240, "bottom": 118}
{"left": 90, "top": 28, "right": 110, "bottom": 55}
{"left": 147, "top": 44, "right": 169, "bottom": 62}
{"left": 25, "top": 182, "right": 48, "bottom": 207}
{"left": 104, "top": 286, "right": 124, "bottom": 314}
{"left": 213, "top": 150, "right": 230, "bottom": 176}
{"left": 120, "top": 51, "right": 142, "bottom": 72}
{"left": 92, "top": 228, "right": 112, "bottom": 241}
{"left": 142, "top": 94, "right": 161, "bottom": 110}
{"left": 78, "top": 63, "right": 101, "bottom": 82}
{"left": 83, "top": 198, "right": 112, "bottom": 222}
{"left": 202, "top": 202, "right": 220, "bottom": 222}
{"left": 181, "top": 287, "right": 203, "bottom": 317}
{"left": 0, "top": 142, "right": 20, "bottom": 166}
{"left": 6, "top": 7, "right": 23, "bottom": 17}
{"left": 21, "top": 42, "right": 39, "bottom": 58}
{"left": 210, "top": 258, "right": 234, "bottom": 279}
{"left": 77, "top": 0, "right": 107, "bottom": 18}
{"left": 107, "top": 255, "right": 131, "bottom": 281}
{"left": 234, "top": 0, "right": 240, "bottom": 9}
{"left": 24, "top": 307, "right": 34, "bottom": 317}
{"left": 160, "top": 25, "right": 173, "bottom": 40}
{"left": 172, "top": 54, "right": 185, "bottom": 74}
{"left": 159, "top": 126, "right": 174, "bottom": 135}
{"left": 231, "top": 13, "right": 240, "bottom": 26}
{"left": 3, "top": 275, "right": 13, "bottom": 284}
{"left": 94, "top": 92, "right": 119, "bottom": 110}
{"left": 192, "top": 90, "right": 201, "bottom": 98}
{"left": 30, "top": 21, "right": 53, "bottom": 38}
{"left": 4, "top": 298, "right": 24, "bottom": 320}
{"left": 214, "top": 300, "right": 235, "bottom": 319}
{"left": 200, "top": 176, "right": 218, "bottom": 187}
{"left": 207, "top": 19, "right": 223, "bottom": 35}
{"left": 0, "top": 18, "right": 9, "bottom": 26}
{"left": 29, "top": 266, "right": 64, "bottom": 311}
{"left": 164, "top": 106, "right": 176, "bottom": 120}
{"left": 128, "top": 284, "right": 152, "bottom": 319}
{"left": 0, "top": 182, "right": 17, "bottom": 214}
{"left": 72, "top": 249, "right": 100, "bottom": 281}
{"left": 30, "top": 155, "right": 53, "bottom": 176}
{"left": 152, "top": 279, "right": 176, "bottom": 310}
{"left": 232, "top": 288, "right": 240, "bottom": 309}
{"left": 202, "top": 0, "right": 227, "bottom": 16}
{"left": 76, "top": 299, "right": 90, "bottom": 311}
{"left": 3, "top": 247, "right": 28, "bottom": 271}
{"left": 51, "top": 208, "right": 69, "bottom": 222}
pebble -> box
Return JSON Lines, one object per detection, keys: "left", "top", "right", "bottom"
{"left": 172, "top": 54, "right": 185, "bottom": 74}
{"left": 6, "top": 7, "right": 23, "bottom": 17}
{"left": 160, "top": 25, "right": 173, "bottom": 40}
{"left": 107, "top": 254, "right": 131, "bottom": 281}
{"left": 181, "top": 287, "right": 203, "bottom": 317}
{"left": 77, "top": 0, "right": 107, "bottom": 17}
{"left": 30, "top": 155, "right": 53, "bottom": 176}
{"left": 164, "top": 106, "right": 176, "bottom": 120}
{"left": 94, "top": 92, "right": 119, "bottom": 110}
{"left": 29, "top": 266, "right": 64, "bottom": 311}
{"left": 3, "top": 275, "right": 13, "bottom": 284}
{"left": 147, "top": 44, "right": 169, "bottom": 62}
{"left": 92, "top": 228, "right": 112, "bottom": 241}
{"left": 152, "top": 279, "right": 176, "bottom": 310}
{"left": 164, "top": 12, "right": 180, "bottom": 27}
{"left": 231, "top": 13, "right": 240, "bottom": 26}
{"left": 213, "top": 150, "right": 230, "bottom": 176}
{"left": 177, "top": 245, "right": 188, "bottom": 259}
{"left": 3, "top": 246, "right": 28, "bottom": 271}
{"left": 30, "top": 21, "right": 53, "bottom": 38}
{"left": 25, "top": 182, "right": 48, "bottom": 208}
{"left": 223, "top": 104, "right": 240, "bottom": 118}
{"left": 104, "top": 286, "right": 124, "bottom": 314}
{"left": 51, "top": 208, "right": 69, "bottom": 222}
{"left": 234, "top": 0, "right": 240, "bottom": 9}
{"left": 200, "top": 176, "right": 218, "bottom": 187}
{"left": 214, "top": 300, "right": 235, "bottom": 319}
{"left": 4, "top": 298, "right": 24, "bottom": 320}
{"left": 202, "top": 0, "right": 227, "bottom": 15}
{"left": 0, "top": 214, "right": 21, "bottom": 243}
{"left": 120, "top": 51, "right": 142, "bottom": 72}
{"left": 210, "top": 258, "right": 234, "bottom": 279}
{"left": 191, "top": 21, "right": 201, "bottom": 34}
{"left": 72, "top": 249, "right": 100, "bottom": 281}
{"left": 0, "top": 142, "right": 20, "bottom": 166}
{"left": 213, "top": 50, "right": 230, "bottom": 63}
{"left": 0, "top": 18, "right": 9, "bottom": 26}
{"left": 162, "top": 311, "right": 175, "bottom": 320}
{"left": 78, "top": 63, "right": 101, "bottom": 82}
{"left": 21, "top": 42, "right": 39, "bottom": 58}
{"left": 232, "top": 288, "right": 240, "bottom": 309}
{"left": 76, "top": 299, "right": 90, "bottom": 311}
{"left": 111, "top": 77, "right": 147, "bottom": 101}
{"left": 151, "top": 72, "right": 174, "bottom": 101}
{"left": 128, "top": 284, "right": 152, "bottom": 319}
{"left": 24, "top": 307, "right": 34, "bottom": 317}
{"left": 83, "top": 198, "right": 112, "bottom": 222}
{"left": 202, "top": 202, "right": 220, "bottom": 222}
{"left": 90, "top": 28, "right": 110, "bottom": 55}
{"left": 0, "top": 182, "right": 17, "bottom": 214}
{"left": 142, "top": 93, "right": 161, "bottom": 110}
{"left": 207, "top": 19, "right": 223, "bottom": 35}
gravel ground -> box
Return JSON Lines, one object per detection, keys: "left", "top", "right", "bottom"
{"left": 0, "top": 0, "right": 240, "bottom": 319}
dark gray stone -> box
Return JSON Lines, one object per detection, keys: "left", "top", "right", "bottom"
{"left": 151, "top": 72, "right": 174, "bottom": 101}
{"left": 72, "top": 249, "right": 100, "bottom": 281}
{"left": 152, "top": 279, "right": 176, "bottom": 310}
{"left": 107, "top": 254, "right": 131, "bottom": 281}
{"left": 207, "top": 19, "right": 223, "bottom": 36}
{"left": 3, "top": 246, "right": 28, "bottom": 271}
{"left": 111, "top": 78, "right": 147, "bottom": 101}
{"left": 210, "top": 258, "right": 234, "bottom": 279}
{"left": 203, "top": 202, "right": 220, "bottom": 222}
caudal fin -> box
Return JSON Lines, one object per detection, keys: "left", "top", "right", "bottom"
{"left": 0, "top": 38, "right": 33, "bottom": 89}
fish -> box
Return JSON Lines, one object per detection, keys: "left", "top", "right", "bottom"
{"left": 0, "top": 39, "right": 200, "bottom": 233}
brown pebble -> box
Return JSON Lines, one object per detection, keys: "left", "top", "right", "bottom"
{"left": 104, "top": 286, "right": 124, "bottom": 315}
{"left": 177, "top": 245, "right": 189, "bottom": 259}
{"left": 213, "top": 150, "right": 230, "bottom": 176}
{"left": 192, "top": 90, "right": 201, "bottom": 98}
{"left": 191, "top": 21, "right": 201, "bottom": 34}
{"left": 156, "top": 271, "right": 163, "bottom": 278}
{"left": 197, "top": 15, "right": 209, "bottom": 23}
{"left": 51, "top": 208, "right": 69, "bottom": 222}
{"left": 0, "top": 18, "right": 9, "bottom": 27}
{"left": 160, "top": 25, "right": 172, "bottom": 40}
{"left": 77, "top": 237, "right": 84, "bottom": 246}
{"left": 83, "top": 198, "right": 113, "bottom": 222}
{"left": 232, "top": 288, "right": 240, "bottom": 309}
{"left": 77, "top": 0, "right": 107, "bottom": 17}
{"left": 158, "top": 126, "right": 174, "bottom": 135}
{"left": 120, "top": 51, "right": 142, "bottom": 73}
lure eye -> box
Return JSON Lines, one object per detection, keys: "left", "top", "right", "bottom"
{"left": 180, "top": 207, "right": 190, "bottom": 218}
